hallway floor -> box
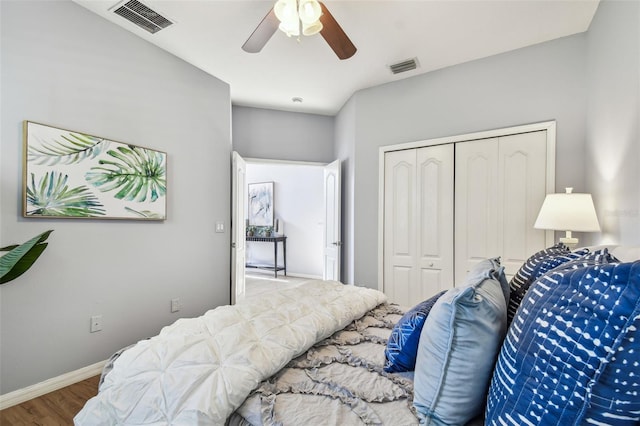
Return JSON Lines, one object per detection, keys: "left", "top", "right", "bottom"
{"left": 244, "top": 272, "right": 314, "bottom": 300}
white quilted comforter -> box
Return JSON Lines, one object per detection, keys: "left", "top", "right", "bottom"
{"left": 74, "top": 280, "right": 386, "bottom": 425}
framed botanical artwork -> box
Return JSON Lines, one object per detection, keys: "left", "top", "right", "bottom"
{"left": 248, "top": 181, "right": 274, "bottom": 226}
{"left": 23, "top": 121, "right": 167, "bottom": 220}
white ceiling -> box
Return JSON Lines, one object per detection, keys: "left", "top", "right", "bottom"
{"left": 73, "top": 0, "right": 600, "bottom": 116}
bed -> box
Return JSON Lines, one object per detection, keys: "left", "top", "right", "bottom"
{"left": 74, "top": 245, "right": 640, "bottom": 426}
{"left": 74, "top": 280, "right": 418, "bottom": 425}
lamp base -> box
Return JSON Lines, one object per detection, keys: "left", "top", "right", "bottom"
{"left": 559, "top": 236, "right": 579, "bottom": 250}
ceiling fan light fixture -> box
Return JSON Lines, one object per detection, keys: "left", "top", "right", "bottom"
{"left": 242, "top": 0, "right": 356, "bottom": 60}
{"left": 274, "top": 0, "right": 322, "bottom": 38}
{"left": 298, "top": 0, "right": 322, "bottom": 24}
{"left": 274, "top": 0, "right": 297, "bottom": 23}
{"left": 302, "top": 20, "right": 323, "bottom": 36}
{"left": 279, "top": 20, "right": 300, "bottom": 37}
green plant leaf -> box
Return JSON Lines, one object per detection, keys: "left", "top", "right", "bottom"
{"left": 124, "top": 207, "right": 164, "bottom": 219}
{"left": 26, "top": 171, "right": 106, "bottom": 217}
{"left": 85, "top": 145, "right": 166, "bottom": 203}
{"left": 28, "top": 132, "right": 110, "bottom": 166}
{"left": 0, "top": 230, "right": 53, "bottom": 284}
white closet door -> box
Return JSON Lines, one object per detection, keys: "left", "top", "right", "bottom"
{"left": 455, "top": 132, "right": 548, "bottom": 284}
{"left": 455, "top": 138, "right": 500, "bottom": 285}
{"left": 416, "top": 145, "right": 454, "bottom": 299}
{"left": 497, "top": 131, "right": 548, "bottom": 280}
{"left": 384, "top": 149, "right": 417, "bottom": 305}
{"left": 384, "top": 145, "right": 454, "bottom": 306}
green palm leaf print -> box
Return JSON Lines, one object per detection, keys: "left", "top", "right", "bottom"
{"left": 28, "top": 132, "right": 110, "bottom": 166}
{"left": 85, "top": 145, "right": 166, "bottom": 202}
{"left": 26, "top": 172, "right": 106, "bottom": 217}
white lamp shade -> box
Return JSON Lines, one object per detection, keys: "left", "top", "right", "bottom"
{"left": 534, "top": 191, "right": 601, "bottom": 232}
{"left": 302, "top": 20, "right": 323, "bottom": 36}
{"left": 298, "top": 0, "right": 322, "bottom": 24}
{"left": 274, "top": 0, "right": 297, "bottom": 22}
{"left": 278, "top": 20, "right": 300, "bottom": 37}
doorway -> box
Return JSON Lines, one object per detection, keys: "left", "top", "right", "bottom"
{"left": 231, "top": 153, "right": 342, "bottom": 302}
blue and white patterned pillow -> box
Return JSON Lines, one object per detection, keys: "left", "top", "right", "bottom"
{"left": 384, "top": 291, "right": 446, "bottom": 373}
{"left": 507, "top": 243, "right": 588, "bottom": 325}
{"left": 545, "top": 247, "right": 619, "bottom": 274}
{"left": 486, "top": 259, "right": 640, "bottom": 425}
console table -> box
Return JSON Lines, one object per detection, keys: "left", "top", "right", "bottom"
{"left": 245, "top": 235, "right": 287, "bottom": 278}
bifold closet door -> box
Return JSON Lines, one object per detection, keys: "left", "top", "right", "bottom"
{"left": 496, "top": 131, "right": 548, "bottom": 279}
{"left": 455, "top": 131, "right": 548, "bottom": 284}
{"left": 383, "top": 145, "right": 454, "bottom": 306}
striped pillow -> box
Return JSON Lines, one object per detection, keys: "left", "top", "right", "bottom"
{"left": 384, "top": 291, "right": 446, "bottom": 373}
{"left": 507, "top": 243, "right": 588, "bottom": 325}
{"left": 486, "top": 258, "right": 640, "bottom": 425}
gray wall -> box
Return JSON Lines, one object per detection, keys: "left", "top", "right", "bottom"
{"left": 585, "top": 0, "right": 640, "bottom": 246}
{"left": 233, "top": 106, "right": 335, "bottom": 163}
{"left": 0, "top": 1, "right": 231, "bottom": 394}
{"left": 334, "top": 97, "right": 357, "bottom": 284}
{"left": 342, "top": 34, "right": 589, "bottom": 288}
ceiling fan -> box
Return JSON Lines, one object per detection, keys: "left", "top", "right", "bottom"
{"left": 242, "top": 0, "right": 357, "bottom": 60}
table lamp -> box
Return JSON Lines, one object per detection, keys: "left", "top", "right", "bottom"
{"left": 534, "top": 187, "right": 601, "bottom": 248}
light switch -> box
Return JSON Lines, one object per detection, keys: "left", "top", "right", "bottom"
{"left": 215, "top": 221, "right": 224, "bottom": 233}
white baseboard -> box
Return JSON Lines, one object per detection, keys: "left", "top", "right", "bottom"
{"left": 245, "top": 269, "right": 322, "bottom": 280}
{"left": 285, "top": 272, "right": 323, "bottom": 280}
{"left": 0, "top": 360, "right": 106, "bottom": 410}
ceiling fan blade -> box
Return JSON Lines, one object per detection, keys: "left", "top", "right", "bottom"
{"left": 319, "top": 2, "right": 357, "bottom": 60}
{"left": 242, "top": 8, "right": 279, "bottom": 53}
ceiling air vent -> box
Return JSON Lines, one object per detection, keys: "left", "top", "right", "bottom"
{"left": 111, "top": 0, "right": 173, "bottom": 34}
{"left": 389, "top": 58, "right": 419, "bottom": 75}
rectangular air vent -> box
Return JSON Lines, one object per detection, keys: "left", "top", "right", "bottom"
{"left": 112, "top": 0, "right": 173, "bottom": 34}
{"left": 389, "top": 58, "right": 419, "bottom": 75}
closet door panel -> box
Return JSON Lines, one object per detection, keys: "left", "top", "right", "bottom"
{"left": 419, "top": 269, "right": 446, "bottom": 300}
{"left": 390, "top": 266, "right": 412, "bottom": 307}
{"left": 417, "top": 144, "right": 454, "bottom": 296}
{"left": 455, "top": 139, "right": 499, "bottom": 285}
{"left": 499, "top": 131, "right": 547, "bottom": 279}
{"left": 384, "top": 150, "right": 417, "bottom": 305}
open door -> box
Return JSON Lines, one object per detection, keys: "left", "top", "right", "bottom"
{"left": 231, "top": 151, "right": 247, "bottom": 304}
{"left": 323, "top": 159, "right": 341, "bottom": 281}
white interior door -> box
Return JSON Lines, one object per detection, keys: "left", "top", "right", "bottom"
{"left": 455, "top": 132, "right": 548, "bottom": 283}
{"left": 323, "top": 159, "right": 341, "bottom": 281}
{"left": 416, "top": 145, "right": 454, "bottom": 298}
{"left": 383, "top": 146, "right": 454, "bottom": 306}
{"left": 497, "top": 131, "right": 548, "bottom": 280}
{"left": 384, "top": 149, "right": 416, "bottom": 304}
{"left": 231, "top": 151, "right": 246, "bottom": 304}
{"left": 455, "top": 138, "right": 500, "bottom": 285}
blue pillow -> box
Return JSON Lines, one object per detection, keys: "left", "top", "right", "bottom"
{"left": 384, "top": 291, "right": 446, "bottom": 373}
{"left": 546, "top": 247, "right": 618, "bottom": 273}
{"left": 413, "top": 258, "right": 509, "bottom": 425}
{"left": 507, "top": 243, "right": 588, "bottom": 325}
{"left": 486, "top": 259, "right": 640, "bottom": 425}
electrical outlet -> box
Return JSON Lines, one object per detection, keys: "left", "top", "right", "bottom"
{"left": 90, "top": 315, "right": 103, "bottom": 333}
{"left": 171, "top": 298, "right": 180, "bottom": 313}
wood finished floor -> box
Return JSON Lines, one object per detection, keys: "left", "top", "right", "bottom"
{"left": 0, "top": 375, "right": 99, "bottom": 425}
